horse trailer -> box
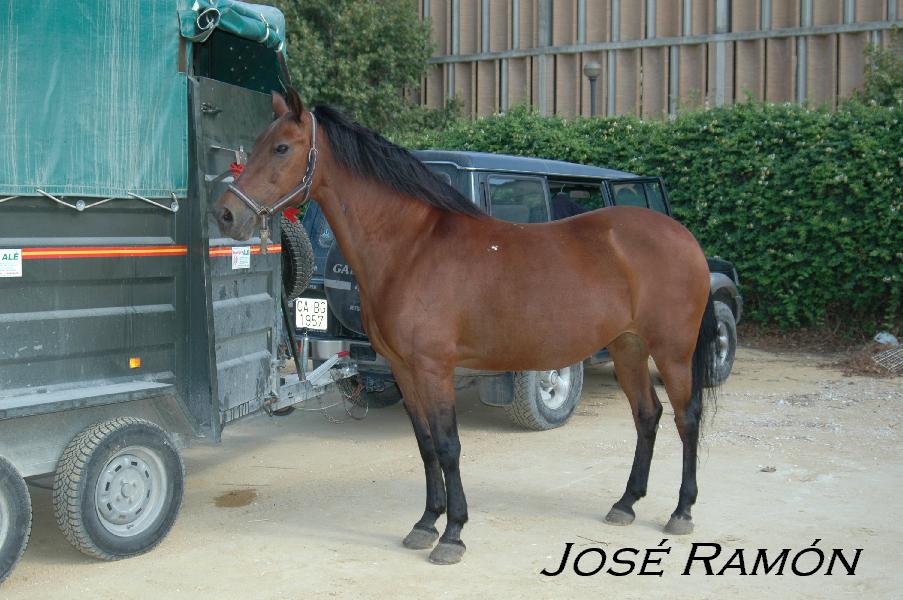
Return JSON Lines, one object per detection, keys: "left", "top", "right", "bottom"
{"left": 0, "top": 1, "right": 342, "bottom": 583}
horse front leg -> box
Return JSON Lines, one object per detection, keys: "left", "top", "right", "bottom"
{"left": 393, "top": 367, "right": 446, "bottom": 550}
{"left": 426, "top": 399, "right": 467, "bottom": 565}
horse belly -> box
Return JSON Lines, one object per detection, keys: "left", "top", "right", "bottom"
{"left": 457, "top": 257, "right": 631, "bottom": 371}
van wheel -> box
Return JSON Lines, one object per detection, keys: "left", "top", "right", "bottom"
{"left": 53, "top": 418, "right": 184, "bottom": 561}
{"left": 0, "top": 456, "right": 31, "bottom": 585}
{"left": 505, "top": 362, "right": 584, "bottom": 430}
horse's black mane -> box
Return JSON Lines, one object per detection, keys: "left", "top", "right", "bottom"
{"left": 312, "top": 105, "right": 485, "bottom": 218}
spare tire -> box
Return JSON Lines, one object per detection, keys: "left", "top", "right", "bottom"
{"left": 281, "top": 215, "right": 314, "bottom": 300}
{"left": 324, "top": 242, "right": 365, "bottom": 335}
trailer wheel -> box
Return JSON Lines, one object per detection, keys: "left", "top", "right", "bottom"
{"left": 53, "top": 418, "right": 184, "bottom": 561}
{"left": 0, "top": 456, "right": 31, "bottom": 585}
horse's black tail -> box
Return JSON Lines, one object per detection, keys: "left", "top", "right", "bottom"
{"left": 690, "top": 295, "right": 719, "bottom": 434}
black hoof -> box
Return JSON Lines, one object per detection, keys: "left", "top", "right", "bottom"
{"left": 428, "top": 541, "right": 466, "bottom": 565}
{"left": 663, "top": 515, "right": 694, "bottom": 535}
{"left": 604, "top": 507, "right": 635, "bottom": 526}
{"left": 403, "top": 526, "right": 440, "bottom": 550}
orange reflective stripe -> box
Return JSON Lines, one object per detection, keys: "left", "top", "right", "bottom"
{"left": 21, "top": 246, "right": 188, "bottom": 260}
{"left": 18, "top": 244, "right": 281, "bottom": 260}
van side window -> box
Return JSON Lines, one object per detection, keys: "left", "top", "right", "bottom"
{"left": 487, "top": 176, "right": 549, "bottom": 223}
{"left": 610, "top": 182, "right": 647, "bottom": 208}
{"left": 547, "top": 180, "right": 604, "bottom": 211}
{"left": 644, "top": 182, "right": 668, "bottom": 213}
{"left": 609, "top": 180, "right": 669, "bottom": 215}
{"left": 425, "top": 163, "right": 468, "bottom": 197}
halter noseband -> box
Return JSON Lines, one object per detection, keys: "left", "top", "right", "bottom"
{"left": 227, "top": 111, "right": 319, "bottom": 219}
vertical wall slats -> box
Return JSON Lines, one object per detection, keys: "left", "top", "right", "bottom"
{"left": 734, "top": 1, "right": 764, "bottom": 102}
{"left": 422, "top": 0, "right": 900, "bottom": 119}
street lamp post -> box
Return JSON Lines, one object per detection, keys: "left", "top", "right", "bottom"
{"left": 582, "top": 60, "right": 602, "bottom": 117}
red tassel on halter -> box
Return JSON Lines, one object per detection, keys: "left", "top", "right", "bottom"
{"left": 283, "top": 207, "right": 301, "bottom": 223}
{"left": 229, "top": 162, "right": 244, "bottom": 177}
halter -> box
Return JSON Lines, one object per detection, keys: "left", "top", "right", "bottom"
{"left": 226, "top": 112, "right": 319, "bottom": 250}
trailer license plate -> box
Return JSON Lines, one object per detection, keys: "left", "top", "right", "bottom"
{"left": 296, "top": 298, "right": 328, "bottom": 330}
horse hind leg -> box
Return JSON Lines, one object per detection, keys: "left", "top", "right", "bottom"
{"left": 654, "top": 354, "right": 700, "bottom": 535}
{"left": 604, "top": 333, "right": 663, "bottom": 527}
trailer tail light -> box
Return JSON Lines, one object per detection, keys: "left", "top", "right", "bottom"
{"left": 129, "top": 357, "right": 142, "bottom": 369}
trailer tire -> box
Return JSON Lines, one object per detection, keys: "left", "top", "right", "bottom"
{"left": 281, "top": 215, "right": 314, "bottom": 301}
{"left": 53, "top": 418, "right": 184, "bottom": 561}
{"left": 0, "top": 456, "right": 31, "bottom": 585}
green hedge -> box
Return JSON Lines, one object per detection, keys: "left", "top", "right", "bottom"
{"left": 392, "top": 101, "right": 902, "bottom": 332}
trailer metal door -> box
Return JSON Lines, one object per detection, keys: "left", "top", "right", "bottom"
{"left": 189, "top": 77, "right": 282, "bottom": 437}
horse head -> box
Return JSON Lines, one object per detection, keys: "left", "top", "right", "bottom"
{"left": 214, "top": 86, "right": 318, "bottom": 241}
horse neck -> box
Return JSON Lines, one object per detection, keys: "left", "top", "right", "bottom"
{"left": 311, "top": 150, "right": 440, "bottom": 294}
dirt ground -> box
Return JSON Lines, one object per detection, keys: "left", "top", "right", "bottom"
{"left": 4, "top": 347, "right": 901, "bottom": 599}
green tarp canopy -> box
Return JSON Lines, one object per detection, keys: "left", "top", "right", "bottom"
{"left": 0, "top": 0, "right": 286, "bottom": 199}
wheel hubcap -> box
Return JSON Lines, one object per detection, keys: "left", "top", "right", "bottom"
{"left": 95, "top": 447, "right": 168, "bottom": 537}
{"left": 716, "top": 321, "right": 730, "bottom": 367}
{"left": 538, "top": 367, "right": 572, "bottom": 410}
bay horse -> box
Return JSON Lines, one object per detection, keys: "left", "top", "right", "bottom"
{"left": 214, "top": 88, "right": 718, "bottom": 565}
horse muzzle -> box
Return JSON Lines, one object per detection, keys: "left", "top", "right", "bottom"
{"left": 213, "top": 192, "right": 257, "bottom": 241}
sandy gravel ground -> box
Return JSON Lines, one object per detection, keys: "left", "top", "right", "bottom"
{"left": 4, "top": 348, "right": 901, "bottom": 599}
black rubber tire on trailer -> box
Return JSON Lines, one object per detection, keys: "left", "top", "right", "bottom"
{"left": 271, "top": 406, "right": 296, "bottom": 417}
{"left": 505, "top": 362, "right": 584, "bottom": 431}
{"left": 708, "top": 300, "right": 737, "bottom": 387}
{"left": 52, "top": 418, "right": 184, "bottom": 561}
{"left": 0, "top": 456, "right": 31, "bottom": 585}
{"left": 281, "top": 215, "right": 315, "bottom": 301}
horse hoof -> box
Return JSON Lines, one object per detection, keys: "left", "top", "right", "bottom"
{"left": 428, "top": 541, "right": 466, "bottom": 565}
{"left": 604, "top": 507, "right": 635, "bottom": 526}
{"left": 403, "top": 526, "right": 440, "bottom": 550}
{"left": 663, "top": 516, "right": 694, "bottom": 535}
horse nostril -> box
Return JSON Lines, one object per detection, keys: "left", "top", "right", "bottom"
{"left": 221, "top": 207, "right": 234, "bottom": 224}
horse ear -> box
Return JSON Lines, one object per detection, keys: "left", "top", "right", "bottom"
{"left": 272, "top": 91, "right": 290, "bottom": 118}
{"left": 285, "top": 86, "right": 305, "bottom": 122}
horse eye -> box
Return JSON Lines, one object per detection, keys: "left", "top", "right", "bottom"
{"left": 275, "top": 144, "right": 289, "bottom": 154}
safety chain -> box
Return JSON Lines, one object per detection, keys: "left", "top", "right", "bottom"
{"left": 268, "top": 376, "right": 370, "bottom": 424}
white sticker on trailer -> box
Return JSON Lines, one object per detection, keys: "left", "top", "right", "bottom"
{"left": 231, "top": 246, "right": 251, "bottom": 269}
{"left": 0, "top": 249, "right": 22, "bottom": 277}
